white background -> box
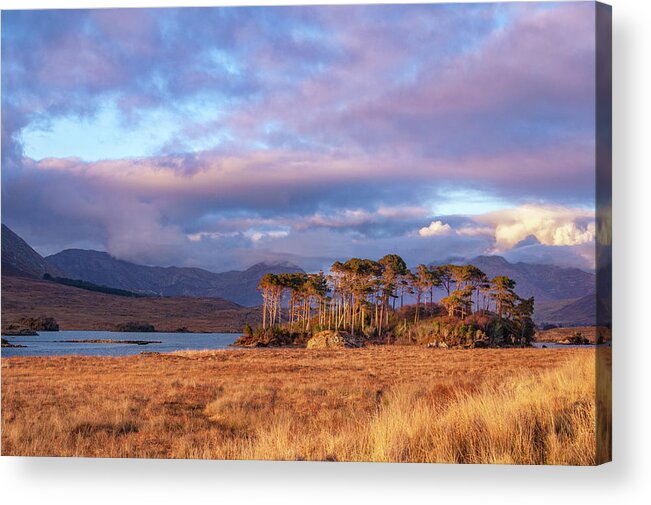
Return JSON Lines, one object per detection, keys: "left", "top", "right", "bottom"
{"left": 0, "top": 0, "right": 649, "bottom": 503}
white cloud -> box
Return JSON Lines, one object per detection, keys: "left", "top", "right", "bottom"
{"left": 248, "top": 230, "right": 290, "bottom": 243}
{"left": 418, "top": 220, "right": 452, "bottom": 237}
{"left": 416, "top": 204, "right": 595, "bottom": 261}
{"left": 456, "top": 225, "right": 494, "bottom": 237}
{"left": 292, "top": 206, "right": 429, "bottom": 231}
{"left": 474, "top": 204, "right": 595, "bottom": 251}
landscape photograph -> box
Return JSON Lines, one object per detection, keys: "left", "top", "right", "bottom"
{"left": 1, "top": 2, "right": 611, "bottom": 464}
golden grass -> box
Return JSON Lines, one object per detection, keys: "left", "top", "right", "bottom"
{"left": 1, "top": 347, "right": 608, "bottom": 464}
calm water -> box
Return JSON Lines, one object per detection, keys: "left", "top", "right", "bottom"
{"left": 1, "top": 330, "right": 239, "bottom": 357}
{"left": 2, "top": 332, "right": 609, "bottom": 357}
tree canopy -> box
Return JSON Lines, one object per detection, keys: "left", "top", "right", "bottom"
{"left": 255, "top": 255, "right": 535, "bottom": 347}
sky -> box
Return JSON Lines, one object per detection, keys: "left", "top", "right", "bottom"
{"left": 1, "top": 2, "right": 598, "bottom": 273}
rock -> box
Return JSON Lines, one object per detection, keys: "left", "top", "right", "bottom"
{"left": 438, "top": 341, "right": 448, "bottom": 349}
{"left": 306, "top": 330, "right": 364, "bottom": 349}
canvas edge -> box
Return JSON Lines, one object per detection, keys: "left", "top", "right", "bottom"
{"left": 595, "top": 0, "right": 612, "bottom": 466}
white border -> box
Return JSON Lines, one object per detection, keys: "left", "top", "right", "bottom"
{"left": 1, "top": 0, "right": 649, "bottom": 503}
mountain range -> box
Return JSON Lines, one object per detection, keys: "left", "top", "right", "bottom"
{"left": 460, "top": 255, "right": 595, "bottom": 302}
{"left": 46, "top": 249, "right": 304, "bottom": 306}
{"left": 2, "top": 224, "right": 304, "bottom": 307}
{"left": 2, "top": 224, "right": 599, "bottom": 325}
{"left": 534, "top": 294, "right": 610, "bottom": 327}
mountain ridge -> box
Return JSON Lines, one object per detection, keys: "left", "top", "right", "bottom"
{"left": 1, "top": 224, "right": 66, "bottom": 278}
{"left": 461, "top": 255, "right": 595, "bottom": 302}
{"left": 46, "top": 248, "right": 305, "bottom": 306}
{"left": 533, "top": 293, "right": 609, "bottom": 327}
{"left": 3, "top": 224, "right": 597, "bottom": 322}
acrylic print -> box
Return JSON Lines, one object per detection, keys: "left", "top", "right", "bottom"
{"left": 1, "top": 2, "right": 611, "bottom": 464}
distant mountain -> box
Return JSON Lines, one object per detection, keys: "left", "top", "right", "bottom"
{"left": 4, "top": 223, "right": 598, "bottom": 322}
{"left": 464, "top": 255, "right": 595, "bottom": 302}
{"left": 46, "top": 249, "right": 304, "bottom": 306}
{"left": 534, "top": 294, "right": 609, "bottom": 327}
{"left": 1, "top": 224, "right": 66, "bottom": 278}
{"left": 427, "top": 255, "right": 597, "bottom": 324}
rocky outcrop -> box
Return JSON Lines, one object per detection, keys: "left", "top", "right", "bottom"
{"left": 306, "top": 330, "right": 364, "bottom": 349}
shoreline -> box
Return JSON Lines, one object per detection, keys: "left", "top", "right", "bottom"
{"left": 1, "top": 344, "right": 597, "bottom": 360}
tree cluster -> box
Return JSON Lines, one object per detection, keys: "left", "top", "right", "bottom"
{"left": 257, "top": 255, "right": 535, "bottom": 345}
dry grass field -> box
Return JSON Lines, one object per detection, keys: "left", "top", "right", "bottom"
{"left": 1, "top": 347, "right": 609, "bottom": 464}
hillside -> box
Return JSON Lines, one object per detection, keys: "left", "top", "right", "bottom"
{"left": 1, "top": 275, "right": 259, "bottom": 333}
{"left": 464, "top": 256, "right": 595, "bottom": 301}
{"left": 424, "top": 255, "right": 597, "bottom": 324}
{"left": 46, "top": 249, "right": 304, "bottom": 306}
{"left": 1, "top": 224, "right": 66, "bottom": 278}
{"left": 534, "top": 294, "right": 610, "bottom": 327}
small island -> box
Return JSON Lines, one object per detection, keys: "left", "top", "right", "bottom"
{"left": 234, "top": 256, "right": 535, "bottom": 350}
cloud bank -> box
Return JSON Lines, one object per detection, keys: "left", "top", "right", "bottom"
{"left": 417, "top": 204, "right": 595, "bottom": 269}
{"left": 1, "top": 4, "right": 598, "bottom": 272}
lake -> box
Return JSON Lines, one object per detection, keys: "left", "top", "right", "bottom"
{"left": 1, "top": 330, "right": 240, "bottom": 357}
{"left": 2, "top": 332, "right": 608, "bottom": 357}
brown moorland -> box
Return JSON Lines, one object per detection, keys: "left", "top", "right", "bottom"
{"left": 1, "top": 275, "right": 259, "bottom": 332}
{"left": 1, "top": 347, "right": 609, "bottom": 464}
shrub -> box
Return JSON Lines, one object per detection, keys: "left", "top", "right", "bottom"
{"left": 233, "top": 326, "right": 309, "bottom": 347}
{"left": 18, "top": 316, "right": 59, "bottom": 331}
{"left": 115, "top": 322, "right": 156, "bottom": 332}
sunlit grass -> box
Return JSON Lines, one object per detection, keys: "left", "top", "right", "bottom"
{"left": 2, "top": 347, "right": 606, "bottom": 464}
